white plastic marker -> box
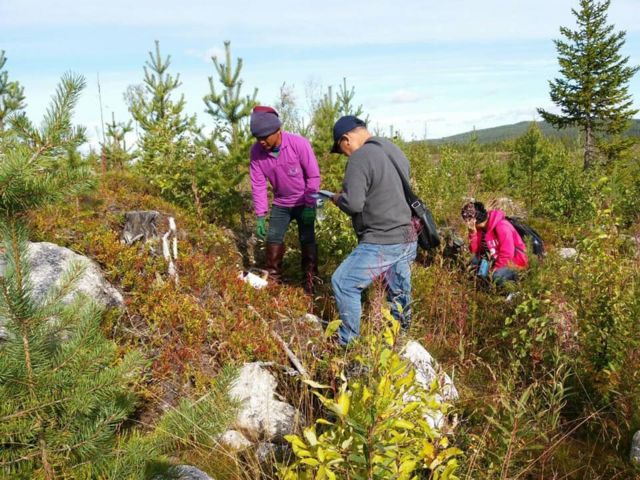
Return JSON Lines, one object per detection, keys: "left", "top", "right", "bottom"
{"left": 238, "top": 268, "right": 269, "bottom": 289}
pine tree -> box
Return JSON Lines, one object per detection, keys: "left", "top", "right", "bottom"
{"left": 104, "top": 112, "right": 134, "bottom": 169}
{"left": 0, "top": 74, "right": 142, "bottom": 479}
{"left": 204, "top": 41, "right": 257, "bottom": 149}
{"left": 202, "top": 41, "right": 257, "bottom": 227}
{"left": 310, "top": 78, "right": 365, "bottom": 156}
{"left": 538, "top": 0, "right": 639, "bottom": 170}
{"left": 128, "top": 41, "right": 198, "bottom": 208}
{"left": 510, "top": 123, "right": 550, "bottom": 210}
{"left": 0, "top": 50, "right": 26, "bottom": 138}
{"left": 310, "top": 86, "right": 339, "bottom": 155}
{"left": 274, "top": 82, "right": 309, "bottom": 136}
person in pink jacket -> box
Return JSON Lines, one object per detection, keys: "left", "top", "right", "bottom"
{"left": 461, "top": 201, "right": 528, "bottom": 285}
{"left": 249, "top": 106, "right": 321, "bottom": 292}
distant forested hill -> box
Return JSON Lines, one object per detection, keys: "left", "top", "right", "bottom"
{"left": 428, "top": 119, "right": 640, "bottom": 145}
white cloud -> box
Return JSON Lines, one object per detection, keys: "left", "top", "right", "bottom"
{"left": 4, "top": 1, "right": 638, "bottom": 146}
{"left": 186, "top": 47, "right": 225, "bottom": 63}
{"left": 390, "top": 89, "right": 424, "bottom": 104}
{"left": 3, "top": 0, "right": 639, "bottom": 46}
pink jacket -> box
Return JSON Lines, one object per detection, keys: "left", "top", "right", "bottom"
{"left": 469, "top": 210, "right": 528, "bottom": 271}
{"left": 249, "top": 132, "right": 320, "bottom": 217}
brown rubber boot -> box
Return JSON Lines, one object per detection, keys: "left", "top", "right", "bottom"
{"left": 265, "top": 243, "right": 285, "bottom": 282}
{"left": 301, "top": 243, "right": 319, "bottom": 294}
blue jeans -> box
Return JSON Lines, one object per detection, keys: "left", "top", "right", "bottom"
{"left": 331, "top": 241, "right": 417, "bottom": 345}
{"left": 267, "top": 205, "right": 315, "bottom": 246}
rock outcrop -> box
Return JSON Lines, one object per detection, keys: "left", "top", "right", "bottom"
{"left": 219, "top": 363, "right": 299, "bottom": 450}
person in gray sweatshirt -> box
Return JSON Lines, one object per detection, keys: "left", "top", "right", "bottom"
{"left": 329, "top": 115, "right": 418, "bottom": 345}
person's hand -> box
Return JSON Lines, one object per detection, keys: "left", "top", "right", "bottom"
{"left": 256, "top": 216, "right": 267, "bottom": 239}
{"left": 301, "top": 207, "right": 316, "bottom": 225}
{"left": 465, "top": 218, "right": 476, "bottom": 233}
{"left": 331, "top": 192, "right": 342, "bottom": 204}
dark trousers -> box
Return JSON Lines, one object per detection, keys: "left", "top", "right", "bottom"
{"left": 471, "top": 255, "right": 518, "bottom": 286}
{"left": 267, "top": 205, "right": 315, "bottom": 246}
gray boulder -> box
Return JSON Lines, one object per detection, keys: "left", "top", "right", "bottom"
{"left": 24, "top": 242, "right": 123, "bottom": 308}
{"left": 158, "top": 465, "right": 214, "bottom": 480}
{"left": 0, "top": 242, "right": 123, "bottom": 340}
{"left": 402, "top": 340, "right": 458, "bottom": 401}
{"left": 226, "top": 362, "right": 299, "bottom": 443}
{"left": 255, "top": 442, "right": 294, "bottom": 465}
{"left": 631, "top": 431, "right": 640, "bottom": 464}
{"left": 218, "top": 429, "right": 252, "bottom": 451}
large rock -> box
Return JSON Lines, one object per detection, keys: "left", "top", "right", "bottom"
{"left": 156, "top": 465, "right": 214, "bottom": 480}
{"left": 24, "top": 242, "right": 123, "bottom": 308}
{"left": 402, "top": 341, "right": 458, "bottom": 401}
{"left": 227, "top": 362, "right": 299, "bottom": 443}
{"left": 0, "top": 242, "right": 123, "bottom": 340}
{"left": 255, "top": 442, "right": 294, "bottom": 465}
{"left": 401, "top": 341, "right": 458, "bottom": 430}
{"left": 631, "top": 431, "right": 640, "bottom": 464}
{"left": 218, "top": 429, "right": 252, "bottom": 451}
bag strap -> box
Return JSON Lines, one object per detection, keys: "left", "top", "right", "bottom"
{"left": 365, "top": 139, "right": 418, "bottom": 208}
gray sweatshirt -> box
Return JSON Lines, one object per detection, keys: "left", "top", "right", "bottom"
{"left": 337, "top": 136, "right": 414, "bottom": 244}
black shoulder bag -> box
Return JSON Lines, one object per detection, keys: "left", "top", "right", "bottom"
{"left": 367, "top": 140, "right": 440, "bottom": 250}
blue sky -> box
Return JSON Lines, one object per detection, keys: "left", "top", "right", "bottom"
{"left": 2, "top": 0, "right": 639, "bottom": 148}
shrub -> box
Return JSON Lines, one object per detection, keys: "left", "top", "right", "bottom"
{"left": 559, "top": 205, "right": 640, "bottom": 436}
{"left": 279, "top": 312, "right": 461, "bottom": 480}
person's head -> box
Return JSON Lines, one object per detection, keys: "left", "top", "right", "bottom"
{"left": 250, "top": 106, "right": 282, "bottom": 151}
{"left": 461, "top": 201, "right": 488, "bottom": 228}
{"left": 330, "top": 115, "right": 369, "bottom": 156}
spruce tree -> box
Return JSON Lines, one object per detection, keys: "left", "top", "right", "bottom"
{"left": 538, "top": 0, "right": 639, "bottom": 170}
{"left": 0, "top": 74, "right": 142, "bottom": 479}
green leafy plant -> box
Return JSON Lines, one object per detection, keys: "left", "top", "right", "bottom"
{"left": 279, "top": 312, "right": 461, "bottom": 480}
{"left": 560, "top": 201, "right": 640, "bottom": 433}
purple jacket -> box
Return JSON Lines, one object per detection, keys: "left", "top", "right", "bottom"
{"left": 249, "top": 131, "right": 321, "bottom": 216}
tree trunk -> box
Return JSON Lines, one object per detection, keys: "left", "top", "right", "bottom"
{"left": 583, "top": 122, "right": 595, "bottom": 170}
{"left": 122, "top": 210, "right": 160, "bottom": 245}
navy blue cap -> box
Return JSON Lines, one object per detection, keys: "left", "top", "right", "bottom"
{"left": 331, "top": 115, "right": 367, "bottom": 153}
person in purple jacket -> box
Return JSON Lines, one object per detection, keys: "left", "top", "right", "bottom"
{"left": 249, "top": 106, "right": 321, "bottom": 293}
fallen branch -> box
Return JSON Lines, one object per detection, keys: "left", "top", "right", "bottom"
{"left": 247, "top": 305, "right": 309, "bottom": 379}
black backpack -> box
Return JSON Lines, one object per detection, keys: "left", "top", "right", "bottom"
{"left": 505, "top": 216, "right": 545, "bottom": 258}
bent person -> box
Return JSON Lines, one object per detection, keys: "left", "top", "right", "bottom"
{"left": 249, "top": 106, "right": 321, "bottom": 293}
{"left": 329, "top": 115, "right": 418, "bottom": 345}
{"left": 461, "top": 201, "right": 528, "bottom": 286}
